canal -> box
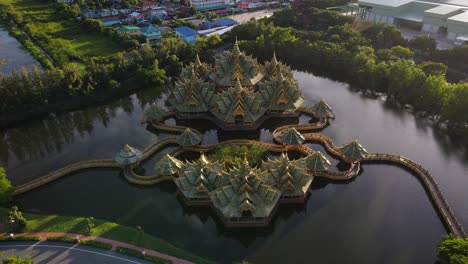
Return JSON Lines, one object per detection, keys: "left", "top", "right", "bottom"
{"left": 1, "top": 71, "right": 467, "bottom": 264}
{"left": 0, "top": 27, "right": 40, "bottom": 74}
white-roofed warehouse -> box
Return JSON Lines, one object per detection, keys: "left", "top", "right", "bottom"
{"left": 357, "top": 0, "right": 468, "bottom": 43}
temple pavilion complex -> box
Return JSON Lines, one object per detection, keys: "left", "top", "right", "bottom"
{"left": 168, "top": 42, "right": 305, "bottom": 129}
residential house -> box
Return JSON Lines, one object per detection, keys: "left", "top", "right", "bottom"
{"left": 148, "top": 6, "right": 168, "bottom": 19}
{"left": 175, "top": 26, "right": 198, "bottom": 44}
{"left": 213, "top": 18, "right": 238, "bottom": 26}
{"left": 101, "top": 16, "right": 122, "bottom": 26}
{"left": 56, "top": 0, "right": 75, "bottom": 4}
{"left": 96, "top": 9, "right": 111, "bottom": 17}
{"left": 81, "top": 7, "right": 99, "bottom": 18}
{"left": 141, "top": 1, "right": 158, "bottom": 11}
{"left": 117, "top": 25, "right": 143, "bottom": 35}
{"left": 140, "top": 25, "right": 162, "bottom": 42}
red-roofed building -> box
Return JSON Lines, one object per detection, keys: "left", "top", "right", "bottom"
{"left": 141, "top": 1, "right": 157, "bottom": 11}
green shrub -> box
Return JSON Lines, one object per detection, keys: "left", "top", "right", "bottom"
{"left": 79, "top": 240, "right": 112, "bottom": 250}
{"left": 46, "top": 236, "right": 78, "bottom": 243}
{"left": 0, "top": 235, "right": 41, "bottom": 241}
{"left": 210, "top": 145, "right": 268, "bottom": 169}
{"left": 3, "top": 255, "right": 34, "bottom": 264}
{"left": 116, "top": 246, "right": 172, "bottom": 264}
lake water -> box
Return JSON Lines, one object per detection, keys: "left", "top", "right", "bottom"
{"left": 0, "top": 27, "right": 40, "bottom": 74}
{"left": 1, "top": 71, "right": 467, "bottom": 264}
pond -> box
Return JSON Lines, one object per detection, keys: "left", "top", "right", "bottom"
{"left": 0, "top": 27, "right": 40, "bottom": 74}
{"left": 1, "top": 71, "right": 467, "bottom": 264}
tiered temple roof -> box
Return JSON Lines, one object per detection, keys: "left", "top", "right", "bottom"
{"left": 304, "top": 152, "right": 332, "bottom": 171}
{"left": 115, "top": 144, "right": 142, "bottom": 165}
{"left": 278, "top": 127, "right": 305, "bottom": 145}
{"left": 261, "top": 153, "right": 313, "bottom": 197}
{"left": 209, "top": 158, "right": 281, "bottom": 219}
{"left": 176, "top": 128, "right": 202, "bottom": 146}
{"left": 153, "top": 154, "right": 183, "bottom": 176}
{"left": 170, "top": 72, "right": 215, "bottom": 113}
{"left": 338, "top": 140, "right": 368, "bottom": 161}
{"left": 262, "top": 52, "right": 294, "bottom": 81}
{"left": 209, "top": 41, "right": 264, "bottom": 87}
{"left": 311, "top": 99, "right": 333, "bottom": 118}
{"left": 169, "top": 43, "right": 314, "bottom": 128}
{"left": 258, "top": 72, "right": 304, "bottom": 112}
{"left": 174, "top": 153, "right": 227, "bottom": 201}
{"left": 179, "top": 54, "right": 210, "bottom": 80}
{"left": 211, "top": 80, "right": 266, "bottom": 125}
{"left": 144, "top": 103, "right": 167, "bottom": 122}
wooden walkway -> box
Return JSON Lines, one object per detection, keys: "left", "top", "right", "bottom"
{"left": 362, "top": 153, "right": 467, "bottom": 238}
{"left": 14, "top": 160, "right": 120, "bottom": 195}
{"left": 13, "top": 106, "right": 467, "bottom": 238}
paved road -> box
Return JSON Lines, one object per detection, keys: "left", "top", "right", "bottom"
{"left": 0, "top": 242, "right": 154, "bottom": 264}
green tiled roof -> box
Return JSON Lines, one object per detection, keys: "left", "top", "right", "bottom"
{"left": 311, "top": 99, "right": 333, "bottom": 117}
{"left": 338, "top": 140, "right": 368, "bottom": 161}
{"left": 209, "top": 159, "right": 281, "bottom": 218}
{"left": 153, "top": 154, "right": 183, "bottom": 176}
{"left": 278, "top": 127, "right": 305, "bottom": 145}
{"left": 211, "top": 80, "right": 266, "bottom": 125}
{"left": 261, "top": 153, "right": 313, "bottom": 197}
{"left": 144, "top": 103, "right": 166, "bottom": 121}
{"left": 262, "top": 52, "right": 294, "bottom": 81}
{"left": 176, "top": 128, "right": 202, "bottom": 146}
{"left": 174, "top": 153, "right": 227, "bottom": 200}
{"left": 209, "top": 41, "right": 264, "bottom": 87}
{"left": 114, "top": 144, "right": 142, "bottom": 165}
{"left": 170, "top": 73, "right": 215, "bottom": 113}
{"left": 140, "top": 25, "right": 160, "bottom": 34}
{"left": 304, "top": 152, "right": 332, "bottom": 172}
{"left": 258, "top": 72, "right": 304, "bottom": 111}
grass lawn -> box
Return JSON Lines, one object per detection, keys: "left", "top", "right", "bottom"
{"left": 0, "top": 208, "right": 214, "bottom": 264}
{"left": 4, "top": 0, "right": 123, "bottom": 64}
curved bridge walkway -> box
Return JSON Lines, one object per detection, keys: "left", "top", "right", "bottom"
{"left": 13, "top": 107, "right": 467, "bottom": 238}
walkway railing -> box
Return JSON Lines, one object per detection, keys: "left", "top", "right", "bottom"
{"left": 13, "top": 105, "right": 467, "bottom": 237}
{"left": 14, "top": 159, "right": 119, "bottom": 195}
{"left": 362, "top": 153, "right": 467, "bottom": 238}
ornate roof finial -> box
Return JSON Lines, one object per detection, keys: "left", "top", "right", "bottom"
{"left": 194, "top": 53, "right": 202, "bottom": 66}
{"left": 233, "top": 37, "right": 241, "bottom": 56}
{"left": 272, "top": 51, "right": 278, "bottom": 64}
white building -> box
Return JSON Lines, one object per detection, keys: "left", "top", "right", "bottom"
{"left": 358, "top": 0, "right": 468, "bottom": 43}
{"left": 190, "top": 0, "right": 231, "bottom": 11}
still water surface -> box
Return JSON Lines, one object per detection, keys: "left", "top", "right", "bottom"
{"left": 1, "top": 72, "right": 467, "bottom": 264}
{"left": 0, "top": 27, "right": 40, "bottom": 74}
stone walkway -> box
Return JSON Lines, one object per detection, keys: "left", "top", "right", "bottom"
{"left": 0, "top": 232, "right": 193, "bottom": 264}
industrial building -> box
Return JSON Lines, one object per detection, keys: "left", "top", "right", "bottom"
{"left": 357, "top": 0, "right": 468, "bottom": 43}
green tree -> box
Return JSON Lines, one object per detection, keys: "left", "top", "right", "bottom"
{"left": 0, "top": 167, "right": 13, "bottom": 204}
{"left": 8, "top": 206, "right": 27, "bottom": 232}
{"left": 418, "top": 61, "right": 448, "bottom": 76}
{"left": 409, "top": 35, "right": 437, "bottom": 54}
{"left": 437, "top": 234, "right": 468, "bottom": 264}
{"left": 86, "top": 217, "right": 95, "bottom": 235}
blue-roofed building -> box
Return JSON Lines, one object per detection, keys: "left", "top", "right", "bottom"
{"left": 213, "top": 18, "right": 238, "bottom": 26}
{"left": 140, "top": 25, "right": 162, "bottom": 42}
{"left": 175, "top": 26, "right": 198, "bottom": 44}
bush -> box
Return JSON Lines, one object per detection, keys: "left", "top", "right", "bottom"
{"left": 116, "top": 246, "right": 172, "bottom": 264}
{"left": 79, "top": 240, "right": 112, "bottom": 250}
{"left": 46, "top": 236, "right": 78, "bottom": 243}
{"left": 0, "top": 236, "right": 41, "bottom": 241}
{"left": 3, "top": 256, "right": 34, "bottom": 264}
{"left": 0, "top": 167, "right": 13, "bottom": 205}
{"left": 210, "top": 145, "right": 268, "bottom": 169}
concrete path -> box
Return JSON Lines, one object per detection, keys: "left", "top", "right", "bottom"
{"left": 0, "top": 241, "right": 154, "bottom": 264}
{"left": 0, "top": 232, "right": 193, "bottom": 264}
